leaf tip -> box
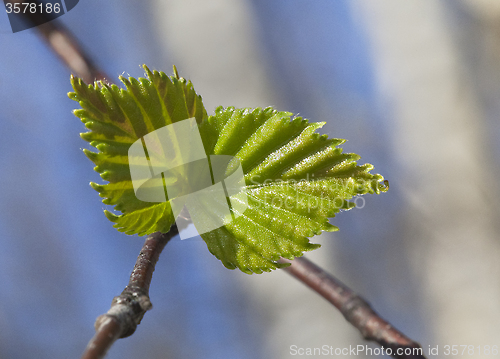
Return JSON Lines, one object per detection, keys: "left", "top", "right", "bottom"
{"left": 375, "top": 178, "right": 389, "bottom": 194}
{"left": 90, "top": 182, "right": 105, "bottom": 193}
{"left": 172, "top": 65, "right": 180, "bottom": 79}
{"left": 104, "top": 210, "right": 119, "bottom": 222}
{"left": 67, "top": 91, "right": 77, "bottom": 101}
{"left": 142, "top": 64, "right": 154, "bottom": 79}
{"left": 276, "top": 261, "right": 291, "bottom": 269}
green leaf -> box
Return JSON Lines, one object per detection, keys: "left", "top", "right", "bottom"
{"left": 69, "top": 66, "right": 388, "bottom": 274}
{"left": 199, "top": 107, "right": 387, "bottom": 273}
{"left": 69, "top": 65, "right": 207, "bottom": 235}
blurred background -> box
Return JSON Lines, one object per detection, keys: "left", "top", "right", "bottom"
{"left": 1, "top": 0, "right": 500, "bottom": 358}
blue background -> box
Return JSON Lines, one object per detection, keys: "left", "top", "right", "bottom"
{"left": 1, "top": 0, "right": 500, "bottom": 358}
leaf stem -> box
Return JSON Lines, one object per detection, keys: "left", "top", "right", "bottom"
{"left": 278, "top": 257, "right": 426, "bottom": 359}
{"left": 81, "top": 227, "right": 178, "bottom": 359}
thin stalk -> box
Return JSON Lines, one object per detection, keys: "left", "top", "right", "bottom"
{"left": 279, "top": 257, "right": 426, "bottom": 359}
{"left": 81, "top": 228, "right": 178, "bottom": 359}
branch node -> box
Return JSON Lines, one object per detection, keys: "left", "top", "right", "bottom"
{"left": 83, "top": 230, "right": 177, "bottom": 358}
{"left": 102, "top": 286, "right": 153, "bottom": 338}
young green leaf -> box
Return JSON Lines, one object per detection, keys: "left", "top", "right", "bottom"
{"left": 199, "top": 107, "right": 387, "bottom": 273}
{"left": 69, "top": 65, "right": 207, "bottom": 236}
{"left": 69, "top": 65, "right": 387, "bottom": 274}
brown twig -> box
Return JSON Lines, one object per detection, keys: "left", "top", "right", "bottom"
{"left": 12, "top": 9, "right": 177, "bottom": 357}
{"left": 279, "top": 257, "right": 426, "bottom": 359}
{"left": 81, "top": 228, "right": 178, "bottom": 359}
{"left": 8, "top": 0, "right": 108, "bottom": 83}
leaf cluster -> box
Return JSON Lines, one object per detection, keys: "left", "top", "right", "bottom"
{"left": 69, "top": 65, "right": 387, "bottom": 273}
